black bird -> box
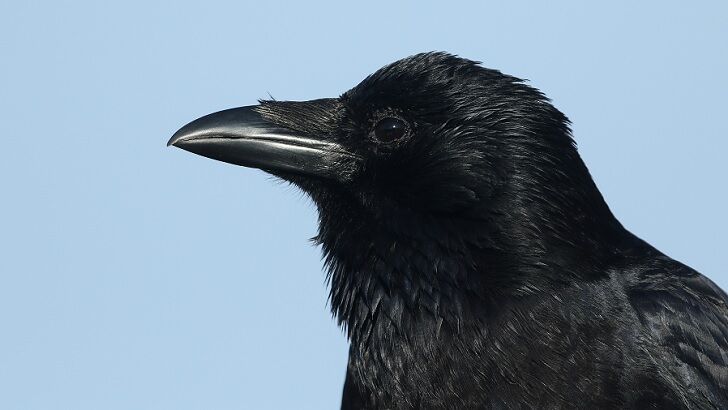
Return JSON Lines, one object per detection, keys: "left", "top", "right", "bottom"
{"left": 168, "top": 52, "right": 728, "bottom": 409}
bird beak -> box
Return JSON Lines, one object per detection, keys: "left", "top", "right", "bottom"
{"left": 168, "top": 105, "right": 359, "bottom": 181}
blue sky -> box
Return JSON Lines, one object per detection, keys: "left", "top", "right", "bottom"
{"left": 1, "top": 2, "right": 726, "bottom": 409}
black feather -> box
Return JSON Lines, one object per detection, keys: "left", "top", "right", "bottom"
{"left": 243, "top": 52, "right": 727, "bottom": 408}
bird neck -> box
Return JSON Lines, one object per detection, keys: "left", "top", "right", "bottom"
{"left": 317, "top": 161, "right": 630, "bottom": 344}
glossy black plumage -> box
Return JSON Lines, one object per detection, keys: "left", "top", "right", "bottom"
{"left": 170, "top": 52, "right": 728, "bottom": 409}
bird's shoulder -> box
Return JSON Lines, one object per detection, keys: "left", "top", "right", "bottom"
{"left": 624, "top": 253, "right": 728, "bottom": 405}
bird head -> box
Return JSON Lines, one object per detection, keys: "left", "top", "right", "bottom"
{"left": 169, "top": 52, "right": 622, "bottom": 331}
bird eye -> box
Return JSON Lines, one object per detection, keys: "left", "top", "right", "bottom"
{"left": 373, "top": 117, "right": 408, "bottom": 143}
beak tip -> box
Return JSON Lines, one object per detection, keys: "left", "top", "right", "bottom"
{"left": 167, "top": 131, "right": 186, "bottom": 148}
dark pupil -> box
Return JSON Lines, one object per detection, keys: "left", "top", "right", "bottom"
{"left": 374, "top": 118, "right": 406, "bottom": 142}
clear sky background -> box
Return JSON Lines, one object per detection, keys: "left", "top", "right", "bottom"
{"left": 1, "top": 2, "right": 726, "bottom": 409}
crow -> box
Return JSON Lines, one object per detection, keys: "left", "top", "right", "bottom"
{"left": 168, "top": 52, "right": 728, "bottom": 409}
